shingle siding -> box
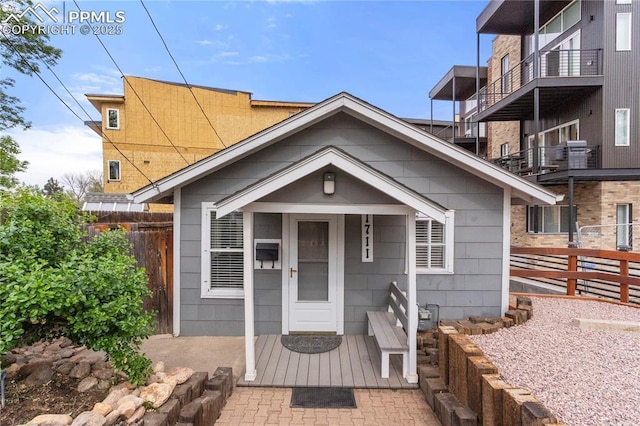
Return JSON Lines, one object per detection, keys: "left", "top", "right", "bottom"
{"left": 178, "top": 112, "right": 505, "bottom": 336}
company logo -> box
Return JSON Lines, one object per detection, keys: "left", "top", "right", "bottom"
{"left": 1, "top": 2, "right": 125, "bottom": 36}
{"left": 2, "top": 3, "right": 59, "bottom": 23}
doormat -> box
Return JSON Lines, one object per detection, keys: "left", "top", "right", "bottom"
{"left": 281, "top": 335, "right": 342, "bottom": 354}
{"left": 290, "top": 387, "right": 357, "bottom": 409}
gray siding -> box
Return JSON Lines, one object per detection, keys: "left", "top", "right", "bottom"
{"left": 602, "top": 0, "right": 640, "bottom": 168}
{"left": 179, "top": 112, "right": 504, "bottom": 336}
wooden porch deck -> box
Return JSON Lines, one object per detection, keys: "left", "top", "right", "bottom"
{"left": 237, "top": 335, "right": 417, "bottom": 389}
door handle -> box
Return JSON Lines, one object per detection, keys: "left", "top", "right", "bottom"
{"left": 290, "top": 267, "right": 297, "bottom": 278}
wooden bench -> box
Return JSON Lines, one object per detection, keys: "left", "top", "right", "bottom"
{"left": 366, "top": 281, "right": 409, "bottom": 379}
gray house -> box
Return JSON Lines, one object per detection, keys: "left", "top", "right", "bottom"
{"left": 132, "top": 93, "right": 558, "bottom": 384}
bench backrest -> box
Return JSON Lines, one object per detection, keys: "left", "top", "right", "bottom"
{"left": 387, "top": 281, "right": 409, "bottom": 331}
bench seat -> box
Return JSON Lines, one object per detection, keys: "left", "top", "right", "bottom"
{"left": 366, "top": 310, "right": 409, "bottom": 378}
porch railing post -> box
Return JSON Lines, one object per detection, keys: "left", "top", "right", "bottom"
{"left": 567, "top": 253, "right": 577, "bottom": 296}
{"left": 406, "top": 212, "right": 418, "bottom": 384}
{"left": 620, "top": 259, "right": 630, "bottom": 303}
{"left": 243, "top": 211, "right": 257, "bottom": 381}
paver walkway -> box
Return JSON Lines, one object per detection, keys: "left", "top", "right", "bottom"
{"left": 217, "top": 387, "right": 441, "bottom": 425}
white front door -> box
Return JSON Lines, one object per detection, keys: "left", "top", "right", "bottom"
{"left": 289, "top": 214, "right": 338, "bottom": 333}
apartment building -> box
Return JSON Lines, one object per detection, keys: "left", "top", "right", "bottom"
{"left": 431, "top": 0, "right": 640, "bottom": 251}
{"left": 85, "top": 76, "right": 314, "bottom": 208}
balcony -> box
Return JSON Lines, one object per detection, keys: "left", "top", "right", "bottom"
{"left": 430, "top": 120, "right": 487, "bottom": 154}
{"left": 493, "top": 142, "right": 601, "bottom": 178}
{"left": 477, "top": 49, "right": 603, "bottom": 122}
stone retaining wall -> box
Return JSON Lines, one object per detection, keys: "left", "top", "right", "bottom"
{"left": 416, "top": 296, "right": 565, "bottom": 426}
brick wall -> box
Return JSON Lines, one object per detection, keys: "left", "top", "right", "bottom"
{"left": 487, "top": 35, "right": 522, "bottom": 160}
{"left": 511, "top": 181, "right": 640, "bottom": 251}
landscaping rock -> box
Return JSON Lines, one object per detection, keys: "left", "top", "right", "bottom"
{"left": 140, "top": 381, "right": 177, "bottom": 408}
{"left": 56, "top": 361, "right": 75, "bottom": 375}
{"left": 153, "top": 361, "right": 165, "bottom": 373}
{"left": 103, "top": 388, "right": 131, "bottom": 406}
{"left": 20, "top": 359, "right": 53, "bottom": 378}
{"left": 78, "top": 376, "right": 99, "bottom": 392}
{"left": 126, "top": 406, "right": 145, "bottom": 424}
{"left": 92, "top": 368, "right": 114, "bottom": 381}
{"left": 70, "top": 411, "right": 106, "bottom": 426}
{"left": 167, "top": 366, "right": 194, "bottom": 384}
{"left": 23, "top": 365, "right": 54, "bottom": 388}
{"left": 26, "top": 414, "right": 73, "bottom": 426}
{"left": 92, "top": 402, "right": 114, "bottom": 417}
{"left": 103, "top": 410, "right": 121, "bottom": 426}
{"left": 69, "top": 361, "right": 92, "bottom": 379}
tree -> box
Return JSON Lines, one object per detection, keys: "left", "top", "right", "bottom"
{"left": 0, "top": 1, "right": 62, "bottom": 132}
{"left": 43, "top": 177, "right": 64, "bottom": 198}
{"left": 0, "top": 135, "right": 28, "bottom": 189}
{"left": 0, "top": 1, "right": 62, "bottom": 187}
{"left": 0, "top": 189, "right": 153, "bottom": 385}
{"left": 61, "top": 170, "right": 103, "bottom": 204}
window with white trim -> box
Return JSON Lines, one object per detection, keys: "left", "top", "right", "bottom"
{"left": 416, "top": 213, "right": 453, "bottom": 273}
{"left": 106, "top": 108, "right": 120, "bottom": 130}
{"left": 615, "top": 108, "right": 630, "bottom": 146}
{"left": 501, "top": 55, "right": 510, "bottom": 93}
{"left": 616, "top": 13, "right": 632, "bottom": 51}
{"left": 616, "top": 204, "right": 632, "bottom": 249}
{"left": 500, "top": 143, "right": 509, "bottom": 157}
{"left": 108, "top": 160, "right": 121, "bottom": 181}
{"left": 201, "top": 206, "right": 244, "bottom": 298}
{"left": 527, "top": 205, "right": 576, "bottom": 234}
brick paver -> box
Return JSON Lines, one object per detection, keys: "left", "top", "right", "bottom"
{"left": 217, "top": 387, "right": 441, "bottom": 425}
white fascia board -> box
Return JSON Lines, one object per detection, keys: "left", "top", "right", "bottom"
{"left": 215, "top": 147, "right": 447, "bottom": 223}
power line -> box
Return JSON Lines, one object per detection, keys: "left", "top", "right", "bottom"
{"left": 0, "top": 33, "right": 155, "bottom": 186}
{"left": 140, "top": 0, "right": 227, "bottom": 148}
{"left": 72, "top": 0, "right": 191, "bottom": 166}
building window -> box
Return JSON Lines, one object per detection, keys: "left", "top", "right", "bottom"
{"left": 106, "top": 108, "right": 120, "bottom": 130}
{"left": 501, "top": 55, "right": 510, "bottom": 93}
{"left": 500, "top": 143, "right": 509, "bottom": 157}
{"left": 416, "top": 213, "right": 453, "bottom": 274}
{"left": 201, "top": 205, "right": 244, "bottom": 298}
{"left": 617, "top": 0, "right": 632, "bottom": 5}
{"left": 616, "top": 204, "right": 632, "bottom": 249}
{"left": 616, "top": 13, "right": 632, "bottom": 51}
{"left": 527, "top": 205, "right": 577, "bottom": 234}
{"left": 534, "top": 0, "right": 581, "bottom": 50}
{"left": 615, "top": 108, "right": 630, "bottom": 146}
{"left": 108, "top": 160, "right": 121, "bottom": 181}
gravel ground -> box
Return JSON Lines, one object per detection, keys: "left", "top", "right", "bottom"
{"left": 469, "top": 297, "right": 640, "bottom": 426}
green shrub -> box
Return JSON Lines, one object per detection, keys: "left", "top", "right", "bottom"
{"left": 0, "top": 188, "right": 153, "bottom": 385}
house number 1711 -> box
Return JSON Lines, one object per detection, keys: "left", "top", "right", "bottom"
{"left": 362, "top": 214, "right": 373, "bottom": 262}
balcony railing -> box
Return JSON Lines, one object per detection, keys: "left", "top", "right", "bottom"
{"left": 479, "top": 49, "right": 602, "bottom": 113}
{"left": 431, "top": 121, "right": 486, "bottom": 140}
{"left": 493, "top": 143, "right": 601, "bottom": 176}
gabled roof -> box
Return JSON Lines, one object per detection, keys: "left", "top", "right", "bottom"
{"left": 215, "top": 146, "right": 448, "bottom": 222}
{"left": 132, "top": 92, "right": 559, "bottom": 206}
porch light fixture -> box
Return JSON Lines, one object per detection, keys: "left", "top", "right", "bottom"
{"left": 323, "top": 172, "right": 335, "bottom": 195}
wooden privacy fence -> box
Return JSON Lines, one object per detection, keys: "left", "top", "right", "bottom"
{"left": 85, "top": 212, "right": 173, "bottom": 334}
{"left": 511, "top": 247, "right": 640, "bottom": 304}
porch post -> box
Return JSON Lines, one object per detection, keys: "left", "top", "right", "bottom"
{"left": 406, "top": 212, "right": 418, "bottom": 384}
{"left": 243, "top": 211, "right": 257, "bottom": 381}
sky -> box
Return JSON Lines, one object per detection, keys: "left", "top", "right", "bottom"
{"left": 3, "top": 0, "right": 495, "bottom": 187}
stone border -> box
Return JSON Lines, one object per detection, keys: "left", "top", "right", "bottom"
{"left": 2, "top": 339, "right": 234, "bottom": 426}
{"left": 416, "top": 296, "right": 566, "bottom": 426}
